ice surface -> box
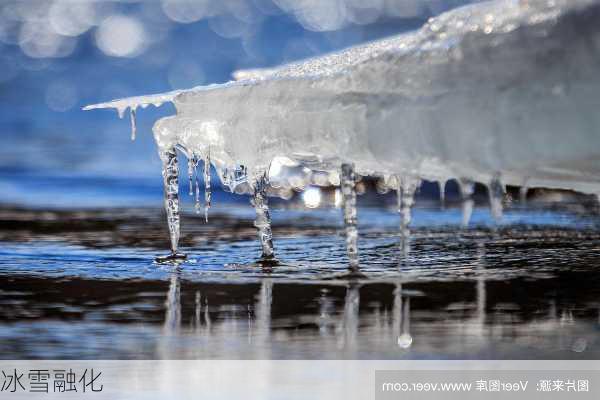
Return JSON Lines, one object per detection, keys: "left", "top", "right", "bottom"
{"left": 85, "top": 0, "right": 600, "bottom": 258}
{"left": 86, "top": 0, "right": 600, "bottom": 196}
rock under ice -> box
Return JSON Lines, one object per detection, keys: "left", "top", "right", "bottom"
{"left": 85, "top": 0, "right": 600, "bottom": 267}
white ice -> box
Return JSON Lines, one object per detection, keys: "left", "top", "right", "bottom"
{"left": 85, "top": 0, "right": 600, "bottom": 260}
{"left": 86, "top": 0, "right": 600, "bottom": 197}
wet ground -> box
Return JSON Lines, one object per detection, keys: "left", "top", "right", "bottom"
{"left": 1, "top": 198, "right": 600, "bottom": 359}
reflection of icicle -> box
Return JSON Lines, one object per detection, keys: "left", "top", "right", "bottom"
{"left": 341, "top": 163, "right": 359, "bottom": 272}
{"left": 396, "top": 176, "right": 419, "bottom": 258}
{"left": 129, "top": 107, "right": 137, "bottom": 141}
{"left": 318, "top": 288, "right": 334, "bottom": 336}
{"left": 251, "top": 173, "right": 275, "bottom": 259}
{"left": 204, "top": 297, "right": 211, "bottom": 330}
{"left": 161, "top": 148, "right": 181, "bottom": 255}
{"left": 339, "top": 284, "right": 360, "bottom": 350}
{"left": 393, "top": 283, "right": 412, "bottom": 348}
{"left": 458, "top": 178, "right": 475, "bottom": 228}
{"left": 194, "top": 291, "right": 201, "bottom": 329}
{"left": 255, "top": 279, "right": 272, "bottom": 337}
{"left": 474, "top": 243, "right": 486, "bottom": 334}
{"left": 488, "top": 173, "right": 505, "bottom": 223}
{"left": 203, "top": 148, "right": 211, "bottom": 222}
{"left": 163, "top": 273, "right": 181, "bottom": 334}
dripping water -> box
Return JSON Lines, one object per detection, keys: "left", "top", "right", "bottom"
{"left": 251, "top": 172, "right": 275, "bottom": 260}
{"left": 396, "top": 175, "right": 419, "bottom": 259}
{"left": 341, "top": 163, "right": 359, "bottom": 272}
{"left": 129, "top": 108, "right": 137, "bottom": 141}
{"left": 203, "top": 148, "right": 211, "bottom": 223}
{"left": 458, "top": 178, "right": 475, "bottom": 227}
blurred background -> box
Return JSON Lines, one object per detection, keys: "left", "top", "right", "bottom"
{"left": 0, "top": 0, "right": 480, "bottom": 208}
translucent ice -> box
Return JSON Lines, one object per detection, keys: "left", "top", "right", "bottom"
{"left": 85, "top": 0, "right": 600, "bottom": 258}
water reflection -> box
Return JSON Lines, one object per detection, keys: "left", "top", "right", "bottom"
{"left": 1, "top": 206, "right": 600, "bottom": 359}
{"left": 123, "top": 263, "right": 598, "bottom": 359}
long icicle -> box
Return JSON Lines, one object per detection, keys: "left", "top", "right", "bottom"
{"left": 129, "top": 107, "right": 137, "bottom": 141}
{"left": 341, "top": 163, "right": 359, "bottom": 273}
{"left": 251, "top": 172, "right": 275, "bottom": 260}
{"left": 438, "top": 179, "right": 447, "bottom": 209}
{"left": 396, "top": 175, "right": 419, "bottom": 258}
{"left": 458, "top": 178, "right": 475, "bottom": 228}
{"left": 204, "top": 147, "right": 211, "bottom": 223}
{"left": 157, "top": 148, "right": 185, "bottom": 261}
{"left": 187, "top": 157, "right": 195, "bottom": 197}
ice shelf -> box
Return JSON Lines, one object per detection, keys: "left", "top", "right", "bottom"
{"left": 85, "top": 0, "right": 600, "bottom": 263}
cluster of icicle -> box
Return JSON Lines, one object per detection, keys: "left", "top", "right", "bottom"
{"left": 84, "top": 0, "right": 600, "bottom": 269}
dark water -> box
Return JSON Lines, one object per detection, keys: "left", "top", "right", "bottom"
{"left": 1, "top": 188, "right": 600, "bottom": 359}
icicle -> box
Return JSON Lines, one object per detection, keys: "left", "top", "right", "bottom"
{"left": 458, "top": 178, "right": 475, "bottom": 228}
{"left": 203, "top": 148, "right": 211, "bottom": 222}
{"left": 185, "top": 156, "right": 201, "bottom": 215}
{"left": 340, "top": 163, "right": 359, "bottom": 272}
{"left": 438, "top": 179, "right": 447, "bottom": 209}
{"left": 396, "top": 175, "right": 419, "bottom": 258}
{"left": 519, "top": 178, "right": 529, "bottom": 206}
{"left": 519, "top": 186, "right": 528, "bottom": 205}
{"left": 129, "top": 107, "right": 137, "bottom": 141}
{"left": 157, "top": 148, "right": 186, "bottom": 261}
{"left": 116, "top": 107, "right": 125, "bottom": 119}
{"left": 251, "top": 172, "right": 275, "bottom": 260}
{"left": 194, "top": 162, "right": 201, "bottom": 215}
{"left": 488, "top": 173, "right": 505, "bottom": 223}
{"left": 187, "top": 157, "right": 195, "bottom": 197}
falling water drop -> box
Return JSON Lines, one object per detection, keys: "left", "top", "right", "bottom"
{"left": 204, "top": 148, "right": 211, "bottom": 223}
{"left": 341, "top": 163, "right": 359, "bottom": 272}
{"left": 396, "top": 175, "right": 419, "bottom": 258}
{"left": 129, "top": 107, "right": 137, "bottom": 141}
{"left": 251, "top": 172, "right": 275, "bottom": 260}
{"left": 458, "top": 178, "right": 475, "bottom": 227}
{"left": 488, "top": 173, "right": 505, "bottom": 223}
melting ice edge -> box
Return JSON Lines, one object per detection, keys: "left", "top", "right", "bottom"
{"left": 84, "top": 0, "right": 600, "bottom": 266}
